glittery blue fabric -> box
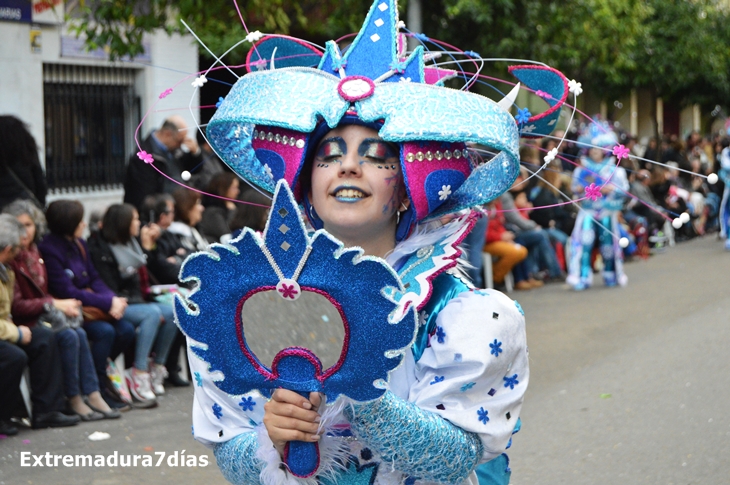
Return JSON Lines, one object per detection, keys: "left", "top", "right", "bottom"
{"left": 318, "top": 0, "right": 423, "bottom": 84}
{"left": 355, "top": 82, "right": 519, "bottom": 150}
{"left": 411, "top": 273, "right": 469, "bottom": 362}
{"left": 175, "top": 180, "right": 417, "bottom": 402}
{"left": 346, "top": 391, "right": 484, "bottom": 484}
{"left": 509, "top": 66, "right": 567, "bottom": 138}
{"left": 429, "top": 152, "right": 520, "bottom": 220}
{"left": 248, "top": 37, "right": 323, "bottom": 70}
{"left": 214, "top": 432, "right": 263, "bottom": 485}
{"left": 209, "top": 68, "right": 349, "bottom": 133}
{"left": 425, "top": 169, "right": 466, "bottom": 213}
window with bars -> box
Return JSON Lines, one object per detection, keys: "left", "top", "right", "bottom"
{"left": 43, "top": 64, "right": 140, "bottom": 190}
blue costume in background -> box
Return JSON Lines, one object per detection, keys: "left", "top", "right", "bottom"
{"left": 567, "top": 134, "right": 629, "bottom": 290}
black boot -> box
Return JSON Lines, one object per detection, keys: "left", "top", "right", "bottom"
{"left": 32, "top": 411, "right": 81, "bottom": 429}
{"left": 0, "top": 420, "right": 19, "bottom": 436}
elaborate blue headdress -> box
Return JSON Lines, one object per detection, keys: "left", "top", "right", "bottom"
{"left": 207, "top": 0, "right": 568, "bottom": 239}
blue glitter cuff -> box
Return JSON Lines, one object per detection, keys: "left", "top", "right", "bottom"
{"left": 214, "top": 432, "right": 264, "bottom": 485}
{"left": 346, "top": 391, "right": 484, "bottom": 484}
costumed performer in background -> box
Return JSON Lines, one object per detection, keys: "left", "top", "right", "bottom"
{"left": 567, "top": 124, "right": 629, "bottom": 290}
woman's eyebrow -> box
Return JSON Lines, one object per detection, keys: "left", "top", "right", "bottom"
{"left": 358, "top": 138, "right": 399, "bottom": 158}
{"left": 316, "top": 137, "right": 347, "bottom": 157}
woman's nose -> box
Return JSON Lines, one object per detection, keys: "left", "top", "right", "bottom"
{"left": 338, "top": 151, "right": 362, "bottom": 176}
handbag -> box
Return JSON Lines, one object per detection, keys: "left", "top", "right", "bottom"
{"left": 82, "top": 305, "right": 115, "bottom": 323}
{"left": 38, "top": 305, "right": 84, "bottom": 333}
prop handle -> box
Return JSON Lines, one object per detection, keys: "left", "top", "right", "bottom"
{"left": 284, "top": 390, "right": 320, "bottom": 478}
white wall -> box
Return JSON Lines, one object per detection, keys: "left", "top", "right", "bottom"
{"left": 0, "top": 22, "right": 45, "bottom": 160}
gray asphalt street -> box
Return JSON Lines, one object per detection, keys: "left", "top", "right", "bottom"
{"left": 1, "top": 236, "right": 727, "bottom": 485}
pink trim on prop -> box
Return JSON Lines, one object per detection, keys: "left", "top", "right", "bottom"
{"left": 271, "top": 347, "right": 323, "bottom": 379}
{"left": 507, "top": 65, "right": 569, "bottom": 124}
{"left": 337, "top": 76, "right": 376, "bottom": 102}
{"left": 424, "top": 67, "right": 457, "bottom": 85}
{"left": 234, "top": 286, "right": 352, "bottom": 382}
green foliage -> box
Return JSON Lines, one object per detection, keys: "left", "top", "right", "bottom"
{"left": 67, "top": 0, "right": 730, "bottom": 108}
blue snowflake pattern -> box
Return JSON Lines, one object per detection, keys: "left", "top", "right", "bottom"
{"left": 514, "top": 300, "right": 525, "bottom": 316}
{"left": 215, "top": 96, "right": 225, "bottom": 108}
{"left": 477, "top": 407, "right": 489, "bottom": 424}
{"left": 239, "top": 396, "right": 256, "bottom": 412}
{"left": 515, "top": 107, "right": 532, "bottom": 125}
{"left": 490, "top": 339, "right": 503, "bottom": 357}
{"left": 435, "top": 326, "right": 446, "bottom": 344}
{"left": 212, "top": 403, "right": 223, "bottom": 419}
{"left": 430, "top": 376, "right": 445, "bottom": 385}
{"left": 503, "top": 374, "right": 519, "bottom": 390}
{"left": 460, "top": 382, "right": 476, "bottom": 392}
{"left": 194, "top": 372, "right": 203, "bottom": 387}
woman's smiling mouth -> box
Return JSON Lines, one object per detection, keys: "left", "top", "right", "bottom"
{"left": 332, "top": 186, "right": 369, "bottom": 202}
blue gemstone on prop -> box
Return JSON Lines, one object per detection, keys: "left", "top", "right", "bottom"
{"left": 488, "top": 388, "right": 496, "bottom": 396}
{"left": 425, "top": 170, "right": 466, "bottom": 213}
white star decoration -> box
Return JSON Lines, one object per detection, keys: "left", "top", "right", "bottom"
{"left": 245, "top": 31, "right": 263, "bottom": 43}
{"left": 263, "top": 164, "right": 273, "bottom": 180}
{"left": 568, "top": 79, "right": 583, "bottom": 96}
{"left": 521, "top": 124, "right": 536, "bottom": 133}
{"left": 543, "top": 147, "right": 558, "bottom": 164}
{"left": 192, "top": 75, "right": 207, "bottom": 88}
{"left": 438, "top": 185, "right": 452, "bottom": 201}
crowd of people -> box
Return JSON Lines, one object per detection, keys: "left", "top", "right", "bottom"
{"left": 0, "top": 111, "right": 727, "bottom": 440}
{"left": 0, "top": 116, "right": 270, "bottom": 437}
{"left": 467, "top": 126, "right": 729, "bottom": 292}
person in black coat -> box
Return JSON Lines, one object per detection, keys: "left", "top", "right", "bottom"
{"left": 123, "top": 116, "right": 203, "bottom": 209}
{"left": 0, "top": 116, "right": 47, "bottom": 210}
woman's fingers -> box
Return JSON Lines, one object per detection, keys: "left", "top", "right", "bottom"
{"left": 264, "top": 389, "right": 323, "bottom": 448}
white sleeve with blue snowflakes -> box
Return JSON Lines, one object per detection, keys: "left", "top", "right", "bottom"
{"left": 188, "top": 346, "right": 266, "bottom": 448}
{"left": 393, "top": 287, "right": 529, "bottom": 463}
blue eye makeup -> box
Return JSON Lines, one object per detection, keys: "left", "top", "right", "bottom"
{"left": 316, "top": 137, "right": 347, "bottom": 160}
{"left": 358, "top": 139, "right": 399, "bottom": 161}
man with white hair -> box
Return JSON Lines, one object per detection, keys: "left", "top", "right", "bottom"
{"left": 123, "top": 116, "right": 204, "bottom": 208}
{"left": 0, "top": 214, "right": 79, "bottom": 433}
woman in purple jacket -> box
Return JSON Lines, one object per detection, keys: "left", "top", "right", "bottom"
{"left": 38, "top": 200, "right": 135, "bottom": 409}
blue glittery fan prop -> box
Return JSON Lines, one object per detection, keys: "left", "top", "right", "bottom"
{"left": 508, "top": 65, "right": 568, "bottom": 139}
{"left": 174, "top": 180, "right": 417, "bottom": 478}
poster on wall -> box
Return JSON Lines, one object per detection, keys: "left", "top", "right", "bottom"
{"left": 0, "top": 0, "right": 32, "bottom": 23}
{"left": 32, "top": 0, "right": 63, "bottom": 24}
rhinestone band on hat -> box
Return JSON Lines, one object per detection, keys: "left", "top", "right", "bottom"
{"left": 253, "top": 129, "right": 306, "bottom": 149}
{"left": 405, "top": 149, "right": 470, "bottom": 163}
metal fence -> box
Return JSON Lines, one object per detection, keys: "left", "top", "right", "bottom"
{"left": 43, "top": 64, "right": 140, "bottom": 190}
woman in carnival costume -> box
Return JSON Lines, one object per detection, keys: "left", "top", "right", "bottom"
{"left": 719, "top": 142, "right": 730, "bottom": 250}
{"left": 165, "top": 0, "right": 575, "bottom": 483}
{"left": 566, "top": 124, "right": 629, "bottom": 291}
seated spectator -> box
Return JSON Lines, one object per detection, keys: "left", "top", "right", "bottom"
{"left": 88, "top": 204, "right": 178, "bottom": 401}
{"left": 198, "top": 172, "right": 241, "bottom": 243}
{"left": 170, "top": 188, "right": 208, "bottom": 252}
{"left": 502, "top": 173, "right": 564, "bottom": 282}
{"left": 226, "top": 187, "right": 272, "bottom": 240}
{"left": 5, "top": 201, "right": 120, "bottom": 421}
{"left": 0, "top": 116, "right": 47, "bottom": 210}
{"left": 139, "top": 194, "right": 187, "bottom": 285}
{"left": 0, "top": 214, "right": 80, "bottom": 431}
{"left": 483, "top": 201, "right": 532, "bottom": 290}
{"left": 39, "top": 200, "right": 135, "bottom": 410}
{"left": 626, "top": 169, "right": 666, "bottom": 235}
